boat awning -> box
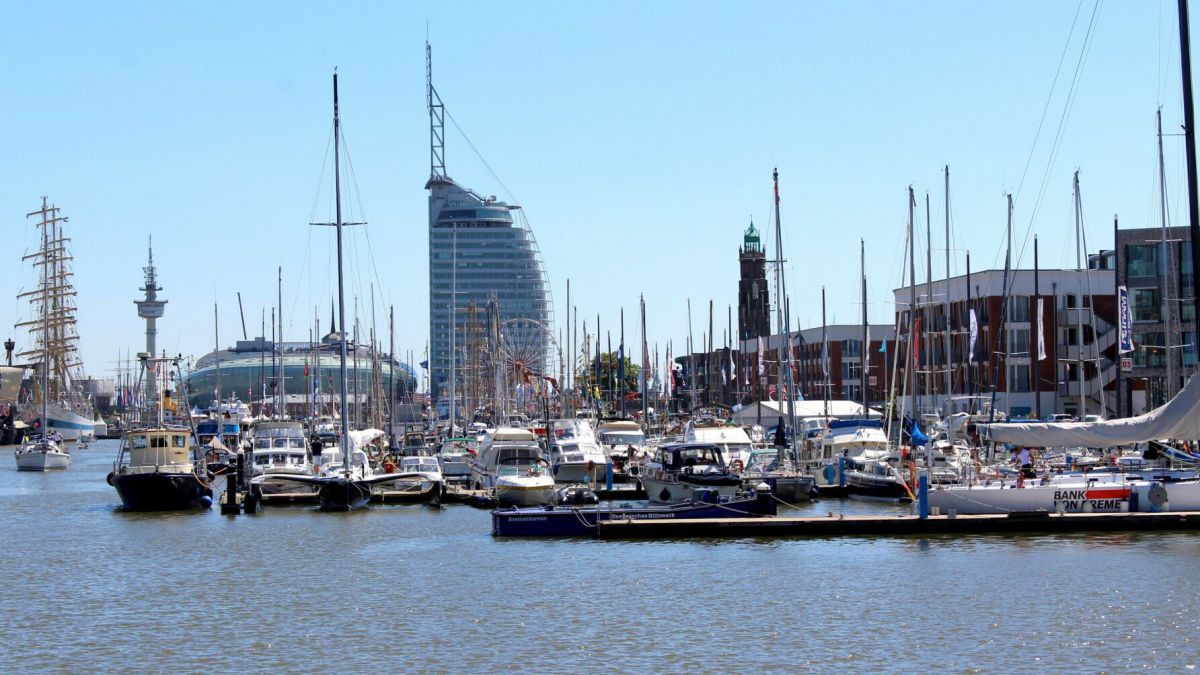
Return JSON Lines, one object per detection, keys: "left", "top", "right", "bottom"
{"left": 981, "top": 373, "right": 1200, "bottom": 447}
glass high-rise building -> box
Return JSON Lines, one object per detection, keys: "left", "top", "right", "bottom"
{"left": 426, "top": 177, "right": 552, "bottom": 402}
{"left": 426, "top": 45, "right": 552, "bottom": 404}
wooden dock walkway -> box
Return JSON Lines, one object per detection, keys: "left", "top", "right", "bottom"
{"left": 595, "top": 510, "right": 1200, "bottom": 539}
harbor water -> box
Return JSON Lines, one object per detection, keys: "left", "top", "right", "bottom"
{"left": 4, "top": 440, "right": 1200, "bottom": 672}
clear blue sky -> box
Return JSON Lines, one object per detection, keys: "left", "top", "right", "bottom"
{"left": 0, "top": 0, "right": 1190, "bottom": 385}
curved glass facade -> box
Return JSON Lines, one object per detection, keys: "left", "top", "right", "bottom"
{"left": 185, "top": 342, "right": 416, "bottom": 408}
{"left": 427, "top": 177, "right": 552, "bottom": 401}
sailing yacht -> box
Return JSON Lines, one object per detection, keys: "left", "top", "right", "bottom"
{"left": 246, "top": 73, "right": 402, "bottom": 511}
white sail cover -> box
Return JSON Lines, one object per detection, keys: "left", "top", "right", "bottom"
{"left": 348, "top": 428, "right": 386, "bottom": 453}
{"left": 981, "top": 373, "right": 1200, "bottom": 447}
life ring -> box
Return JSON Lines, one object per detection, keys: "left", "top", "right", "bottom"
{"left": 730, "top": 459, "right": 744, "bottom": 473}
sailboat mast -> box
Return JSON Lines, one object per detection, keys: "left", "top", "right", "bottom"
{"left": 925, "top": 192, "right": 933, "bottom": 413}
{"left": 943, "top": 167, "right": 953, "bottom": 413}
{"left": 214, "top": 303, "right": 221, "bottom": 414}
{"left": 277, "top": 267, "right": 284, "bottom": 418}
{"left": 389, "top": 305, "right": 396, "bottom": 448}
{"left": 333, "top": 73, "right": 351, "bottom": 476}
{"left": 772, "top": 169, "right": 798, "bottom": 451}
{"left": 860, "top": 239, "right": 868, "bottom": 412}
{"left": 1073, "top": 172, "right": 1086, "bottom": 419}
{"left": 40, "top": 202, "right": 50, "bottom": 434}
{"left": 907, "top": 187, "right": 917, "bottom": 433}
{"left": 1178, "top": 0, "right": 1200, "bottom": 309}
{"left": 1157, "top": 108, "right": 1177, "bottom": 399}
{"left": 640, "top": 294, "right": 649, "bottom": 426}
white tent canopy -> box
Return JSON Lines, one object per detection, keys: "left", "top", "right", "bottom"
{"left": 732, "top": 400, "right": 882, "bottom": 427}
{"left": 981, "top": 373, "right": 1200, "bottom": 447}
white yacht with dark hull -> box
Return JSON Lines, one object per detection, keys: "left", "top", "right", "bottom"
{"left": 470, "top": 427, "right": 556, "bottom": 506}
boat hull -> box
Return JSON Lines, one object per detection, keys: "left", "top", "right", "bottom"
{"left": 845, "top": 471, "right": 912, "bottom": 502}
{"left": 317, "top": 478, "right": 374, "bottom": 511}
{"left": 492, "top": 493, "right": 777, "bottom": 537}
{"left": 44, "top": 403, "right": 96, "bottom": 442}
{"left": 14, "top": 448, "right": 70, "bottom": 471}
{"left": 113, "top": 472, "right": 212, "bottom": 511}
{"left": 495, "top": 477, "right": 556, "bottom": 506}
{"left": 641, "top": 474, "right": 741, "bottom": 504}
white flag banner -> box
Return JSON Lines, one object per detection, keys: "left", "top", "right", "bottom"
{"left": 863, "top": 325, "right": 870, "bottom": 374}
{"left": 1036, "top": 298, "right": 1046, "bottom": 361}
{"left": 820, "top": 338, "right": 829, "bottom": 378}
{"left": 968, "top": 309, "right": 978, "bottom": 364}
{"left": 757, "top": 337, "right": 765, "bottom": 375}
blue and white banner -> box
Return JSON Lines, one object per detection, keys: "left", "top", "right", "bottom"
{"left": 1118, "top": 285, "right": 1135, "bottom": 354}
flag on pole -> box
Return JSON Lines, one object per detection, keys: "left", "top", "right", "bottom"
{"left": 729, "top": 349, "right": 736, "bottom": 380}
{"left": 1036, "top": 298, "right": 1047, "bottom": 361}
{"left": 912, "top": 317, "right": 922, "bottom": 364}
{"left": 968, "top": 309, "right": 978, "bottom": 363}
{"left": 820, "top": 338, "right": 829, "bottom": 378}
{"left": 757, "top": 337, "right": 765, "bottom": 376}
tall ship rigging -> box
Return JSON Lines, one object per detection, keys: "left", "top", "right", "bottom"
{"left": 14, "top": 197, "right": 96, "bottom": 441}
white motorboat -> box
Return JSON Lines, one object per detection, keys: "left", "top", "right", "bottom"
{"left": 470, "top": 427, "right": 555, "bottom": 506}
{"left": 547, "top": 419, "right": 609, "bottom": 484}
{"left": 683, "top": 418, "right": 754, "bottom": 468}
{"left": 386, "top": 455, "right": 444, "bottom": 503}
{"left": 437, "top": 436, "right": 474, "bottom": 484}
{"left": 596, "top": 419, "right": 648, "bottom": 467}
{"left": 247, "top": 420, "right": 314, "bottom": 495}
{"left": 14, "top": 436, "right": 69, "bottom": 471}
{"left": 641, "top": 442, "right": 742, "bottom": 504}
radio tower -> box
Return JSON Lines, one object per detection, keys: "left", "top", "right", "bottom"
{"left": 134, "top": 237, "right": 167, "bottom": 402}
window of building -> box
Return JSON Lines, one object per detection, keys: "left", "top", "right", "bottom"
{"left": 842, "top": 340, "right": 862, "bottom": 357}
{"left": 1065, "top": 327, "right": 1078, "bottom": 347}
{"left": 1184, "top": 331, "right": 1198, "bottom": 366}
{"left": 1007, "top": 329, "right": 1030, "bottom": 356}
{"left": 1008, "top": 296, "right": 1031, "bottom": 322}
{"left": 1007, "top": 364, "right": 1030, "bottom": 393}
{"left": 1134, "top": 332, "right": 1166, "bottom": 367}
{"left": 1064, "top": 293, "right": 1078, "bottom": 309}
{"left": 1183, "top": 300, "right": 1196, "bottom": 324}
{"left": 841, "top": 361, "right": 862, "bottom": 381}
{"left": 841, "top": 384, "right": 861, "bottom": 401}
{"left": 1183, "top": 244, "right": 1194, "bottom": 294}
{"left": 1127, "top": 244, "right": 1159, "bottom": 277}
{"left": 1132, "top": 288, "right": 1161, "bottom": 322}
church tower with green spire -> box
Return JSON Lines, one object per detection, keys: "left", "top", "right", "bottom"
{"left": 738, "top": 219, "right": 769, "bottom": 341}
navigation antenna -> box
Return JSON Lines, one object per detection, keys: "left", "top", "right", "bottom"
{"left": 427, "top": 41, "right": 446, "bottom": 180}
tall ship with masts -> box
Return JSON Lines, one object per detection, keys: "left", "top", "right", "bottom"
{"left": 14, "top": 197, "right": 96, "bottom": 441}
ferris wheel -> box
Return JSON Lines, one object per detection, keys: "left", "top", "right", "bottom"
{"left": 498, "top": 317, "right": 560, "bottom": 407}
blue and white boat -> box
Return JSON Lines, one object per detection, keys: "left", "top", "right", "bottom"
{"left": 491, "top": 485, "right": 776, "bottom": 537}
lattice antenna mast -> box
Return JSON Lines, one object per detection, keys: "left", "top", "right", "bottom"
{"left": 427, "top": 42, "right": 446, "bottom": 179}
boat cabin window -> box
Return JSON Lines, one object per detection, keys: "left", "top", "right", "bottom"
{"left": 254, "top": 438, "right": 271, "bottom": 449}
{"left": 151, "top": 436, "right": 168, "bottom": 448}
{"left": 130, "top": 435, "right": 147, "bottom": 449}
{"left": 672, "top": 447, "right": 723, "bottom": 468}
{"left": 173, "top": 435, "right": 187, "bottom": 448}
{"left": 255, "top": 455, "right": 271, "bottom": 466}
